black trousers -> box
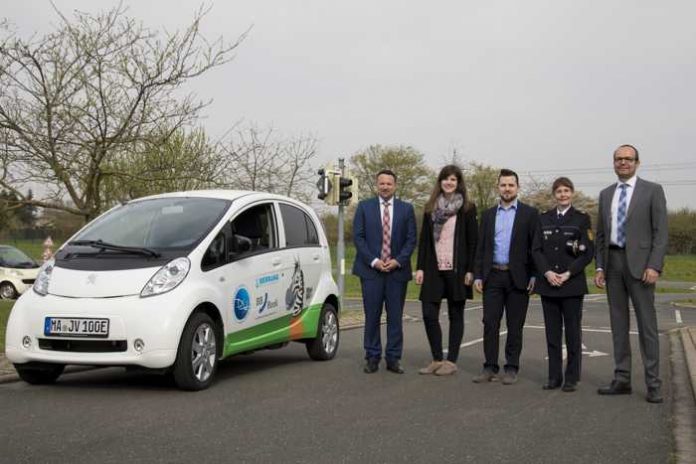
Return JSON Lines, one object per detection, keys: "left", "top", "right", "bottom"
{"left": 422, "top": 298, "right": 465, "bottom": 363}
{"left": 541, "top": 295, "right": 583, "bottom": 384}
{"left": 482, "top": 269, "right": 530, "bottom": 373}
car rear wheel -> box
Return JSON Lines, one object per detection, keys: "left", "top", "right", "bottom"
{"left": 0, "top": 282, "right": 18, "bottom": 300}
{"left": 306, "top": 303, "right": 339, "bottom": 361}
{"left": 15, "top": 362, "right": 65, "bottom": 384}
{"left": 172, "top": 312, "right": 220, "bottom": 391}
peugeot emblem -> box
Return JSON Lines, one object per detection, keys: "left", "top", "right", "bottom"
{"left": 86, "top": 274, "right": 97, "bottom": 285}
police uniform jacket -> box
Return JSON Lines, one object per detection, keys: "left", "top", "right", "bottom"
{"left": 532, "top": 206, "right": 594, "bottom": 297}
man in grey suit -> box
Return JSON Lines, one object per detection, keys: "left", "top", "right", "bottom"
{"left": 594, "top": 144, "right": 668, "bottom": 403}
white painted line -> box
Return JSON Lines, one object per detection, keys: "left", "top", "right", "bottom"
{"left": 675, "top": 309, "right": 683, "bottom": 324}
{"left": 443, "top": 331, "right": 508, "bottom": 353}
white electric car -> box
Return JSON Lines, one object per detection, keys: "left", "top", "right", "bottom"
{"left": 5, "top": 191, "right": 340, "bottom": 390}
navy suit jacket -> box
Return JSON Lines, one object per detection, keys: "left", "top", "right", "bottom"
{"left": 352, "top": 196, "right": 417, "bottom": 282}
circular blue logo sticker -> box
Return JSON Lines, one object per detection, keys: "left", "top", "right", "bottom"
{"left": 233, "top": 286, "right": 251, "bottom": 321}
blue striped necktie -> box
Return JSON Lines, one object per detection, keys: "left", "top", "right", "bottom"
{"left": 616, "top": 183, "right": 628, "bottom": 247}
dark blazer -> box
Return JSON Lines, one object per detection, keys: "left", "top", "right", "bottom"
{"left": 532, "top": 207, "right": 594, "bottom": 297}
{"left": 474, "top": 201, "right": 538, "bottom": 291}
{"left": 595, "top": 178, "right": 668, "bottom": 279}
{"left": 416, "top": 204, "right": 478, "bottom": 302}
{"left": 352, "top": 196, "right": 417, "bottom": 282}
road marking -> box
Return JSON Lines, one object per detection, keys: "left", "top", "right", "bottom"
{"left": 451, "top": 324, "right": 638, "bottom": 353}
{"left": 675, "top": 309, "right": 683, "bottom": 324}
{"left": 546, "top": 343, "right": 609, "bottom": 360}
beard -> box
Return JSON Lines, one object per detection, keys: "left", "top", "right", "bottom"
{"left": 500, "top": 192, "right": 517, "bottom": 203}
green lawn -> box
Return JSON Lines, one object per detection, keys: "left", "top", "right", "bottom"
{"left": 333, "top": 246, "right": 696, "bottom": 299}
{"left": 0, "top": 300, "right": 13, "bottom": 353}
{"left": 1, "top": 238, "right": 62, "bottom": 261}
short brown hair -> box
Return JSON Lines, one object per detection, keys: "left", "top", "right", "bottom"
{"left": 551, "top": 177, "right": 574, "bottom": 193}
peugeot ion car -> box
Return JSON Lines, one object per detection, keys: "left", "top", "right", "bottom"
{"left": 5, "top": 191, "right": 340, "bottom": 390}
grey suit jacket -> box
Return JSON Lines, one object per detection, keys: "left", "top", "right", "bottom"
{"left": 595, "top": 177, "right": 668, "bottom": 279}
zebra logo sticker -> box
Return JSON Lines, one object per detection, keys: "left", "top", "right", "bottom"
{"left": 285, "top": 257, "right": 305, "bottom": 317}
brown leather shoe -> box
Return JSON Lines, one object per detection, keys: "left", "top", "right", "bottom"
{"left": 418, "top": 360, "right": 444, "bottom": 375}
{"left": 501, "top": 371, "right": 518, "bottom": 385}
{"left": 472, "top": 369, "right": 498, "bottom": 383}
{"left": 434, "top": 361, "right": 458, "bottom": 376}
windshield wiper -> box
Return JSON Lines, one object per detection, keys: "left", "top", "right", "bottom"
{"left": 68, "top": 240, "right": 161, "bottom": 258}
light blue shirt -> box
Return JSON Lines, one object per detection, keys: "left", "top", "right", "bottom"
{"left": 493, "top": 199, "right": 518, "bottom": 265}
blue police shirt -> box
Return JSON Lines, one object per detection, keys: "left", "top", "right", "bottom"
{"left": 493, "top": 199, "right": 518, "bottom": 265}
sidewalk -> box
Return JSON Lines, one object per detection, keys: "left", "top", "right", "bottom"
{"left": 679, "top": 327, "right": 696, "bottom": 402}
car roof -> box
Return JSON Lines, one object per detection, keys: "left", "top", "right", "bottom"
{"left": 133, "top": 190, "right": 281, "bottom": 202}
{"left": 129, "top": 190, "right": 314, "bottom": 211}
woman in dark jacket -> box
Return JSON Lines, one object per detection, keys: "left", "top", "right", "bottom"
{"left": 415, "top": 165, "right": 478, "bottom": 376}
{"left": 532, "top": 177, "right": 594, "bottom": 392}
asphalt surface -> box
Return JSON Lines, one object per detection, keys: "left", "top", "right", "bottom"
{"left": 1, "top": 294, "right": 694, "bottom": 464}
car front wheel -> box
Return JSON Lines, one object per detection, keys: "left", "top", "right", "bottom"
{"left": 306, "top": 303, "right": 339, "bottom": 361}
{"left": 172, "top": 312, "right": 220, "bottom": 391}
{"left": 0, "top": 282, "right": 18, "bottom": 300}
{"left": 15, "top": 362, "right": 65, "bottom": 384}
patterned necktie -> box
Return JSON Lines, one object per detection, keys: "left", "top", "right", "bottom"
{"left": 381, "top": 201, "right": 391, "bottom": 261}
{"left": 616, "top": 183, "right": 628, "bottom": 247}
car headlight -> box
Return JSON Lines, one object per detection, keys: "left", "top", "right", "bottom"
{"left": 141, "top": 257, "right": 191, "bottom": 298}
{"left": 33, "top": 259, "right": 55, "bottom": 296}
{"left": 8, "top": 269, "right": 22, "bottom": 277}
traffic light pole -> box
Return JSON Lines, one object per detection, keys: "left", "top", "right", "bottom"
{"left": 336, "top": 158, "right": 345, "bottom": 311}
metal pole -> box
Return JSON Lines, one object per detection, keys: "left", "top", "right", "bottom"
{"left": 336, "top": 158, "right": 345, "bottom": 311}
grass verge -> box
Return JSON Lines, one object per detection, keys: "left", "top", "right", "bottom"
{"left": 0, "top": 300, "right": 14, "bottom": 353}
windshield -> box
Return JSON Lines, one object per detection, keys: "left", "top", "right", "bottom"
{"left": 0, "top": 247, "right": 36, "bottom": 268}
{"left": 72, "top": 197, "right": 231, "bottom": 251}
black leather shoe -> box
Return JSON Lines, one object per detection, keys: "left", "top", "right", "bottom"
{"left": 542, "top": 380, "right": 562, "bottom": 390}
{"left": 363, "top": 358, "right": 379, "bottom": 374}
{"left": 561, "top": 382, "right": 577, "bottom": 392}
{"left": 646, "top": 387, "right": 663, "bottom": 404}
{"left": 386, "top": 361, "right": 405, "bottom": 374}
{"left": 597, "top": 380, "right": 632, "bottom": 395}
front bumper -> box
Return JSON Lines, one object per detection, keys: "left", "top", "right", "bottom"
{"left": 5, "top": 290, "right": 186, "bottom": 369}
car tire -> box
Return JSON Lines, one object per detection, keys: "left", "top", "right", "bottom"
{"left": 0, "top": 281, "right": 18, "bottom": 300}
{"left": 306, "top": 303, "right": 339, "bottom": 361}
{"left": 15, "top": 362, "right": 65, "bottom": 384}
{"left": 172, "top": 312, "right": 220, "bottom": 391}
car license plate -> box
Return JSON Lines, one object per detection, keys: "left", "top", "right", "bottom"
{"left": 44, "top": 317, "right": 110, "bottom": 338}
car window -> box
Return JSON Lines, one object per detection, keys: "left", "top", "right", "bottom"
{"left": 229, "top": 203, "right": 277, "bottom": 259}
{"left": 74, "top": 198, "right": 230, "bottom": 251}
{"left": 279, "top": 203, "right": 320, "bottom": 247}
{"left": 201, "top": 229, "right": 228, "bottom": 271}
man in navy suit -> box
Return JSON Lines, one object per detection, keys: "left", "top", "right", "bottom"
{"left": 353, "top": 169, "right": 417, "bottom": 374}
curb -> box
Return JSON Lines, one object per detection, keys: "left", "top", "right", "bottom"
{"left": 681, "top": 327, "right": 696, "bottom": 403}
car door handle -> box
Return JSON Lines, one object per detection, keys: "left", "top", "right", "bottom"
{"left": 312, "top": 253, "right": 320, "bottom": 261}
{"left": 271, "top": 258, "right": 282, "bottom": 267}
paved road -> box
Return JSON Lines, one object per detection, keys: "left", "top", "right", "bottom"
{"left": 1, "top": 294, "right": 693, "bottom": 464}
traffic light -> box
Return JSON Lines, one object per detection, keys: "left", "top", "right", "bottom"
{"left": 338, "top": 173, "right": 358, "bottom": 206}
{"left": 316, "top": 168, "right": 340, "bottom": 205}
{"left": 316, "top": 168, "right": 332, "bottom": 201}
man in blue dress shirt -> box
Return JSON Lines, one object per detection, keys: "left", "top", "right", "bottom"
{"left": 473, "top": 169, "right": 538, "bottom": 384}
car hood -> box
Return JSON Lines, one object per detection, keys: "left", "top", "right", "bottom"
{"left": 48, "top": 266, "right": 160, "bottom": 298}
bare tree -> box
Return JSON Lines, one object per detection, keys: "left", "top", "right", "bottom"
{"left": 349, "top": 144, "right": 435, "bottom": 204}
{"left": 222, "top": 124, "right": 318, "bottom": 202}
{"left": 0, "top": 3, "right": 247, "bottom": 221}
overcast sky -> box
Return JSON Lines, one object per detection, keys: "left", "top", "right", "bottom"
{"left": 5, "top": 0, "right": 696, "bottom": 209}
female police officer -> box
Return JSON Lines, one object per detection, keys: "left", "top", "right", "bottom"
{"left": 532, "top": 177, "right": 594, "bottom": 392}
